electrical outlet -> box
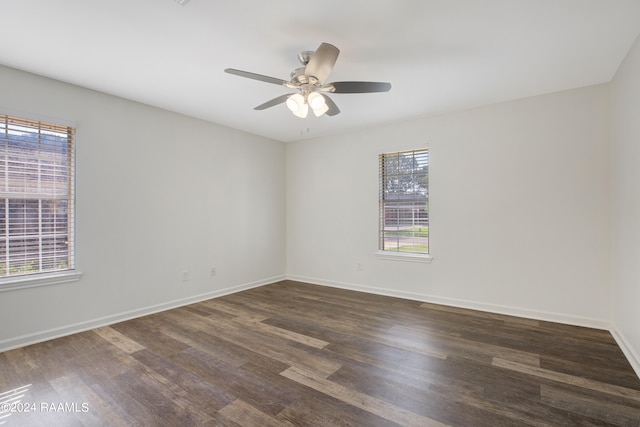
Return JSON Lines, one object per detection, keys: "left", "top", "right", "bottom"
{"left": 210, "top": 267, "right": 217, "bottom": 277}
{"left": 182, "top": 270, "right": 190, "bottom": 282}
{"left": 356, "top": 262, "right": 363, "bottom": 271}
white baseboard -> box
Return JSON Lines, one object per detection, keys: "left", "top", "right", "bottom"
{"left": 0, "top": 275, "right": 285, "bottom": 353}
{"left": 609, "top": 325, "right": 640, "bottom": 380}
{"left": 286, "top": 274, "right": 612, "bottom": 330}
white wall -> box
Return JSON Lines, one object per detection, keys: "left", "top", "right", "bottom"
{"left": 287, "top": 84, "right": 612, "bottom": 327}
{"left": 611, "top": 34, "right": 640, "bottom": 375}
{"left": 0, "top": 65, "right": 286, "bottom": 350}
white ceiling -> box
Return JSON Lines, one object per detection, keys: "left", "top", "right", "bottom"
{"left": 1, "top": 0, "right": 639, "bottom": 142}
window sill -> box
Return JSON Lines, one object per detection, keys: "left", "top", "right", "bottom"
{"left": 0, "top": 271, "right": 83, "bottom": 293}
{"left": 375, "top": 251, "right": 433, "bottom": 263}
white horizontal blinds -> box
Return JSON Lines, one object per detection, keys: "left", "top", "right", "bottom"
{"left": 0, "top": 114, "right": 75, "bottom": 278}
{"left": 379, "top": 149, "right": 429, "bottom": 254}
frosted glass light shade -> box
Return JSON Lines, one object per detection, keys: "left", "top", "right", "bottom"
{"left": 308, "top": 92, "right": 326, "bottom": 110}
{"left": 312, "top": 103, "right": 329, "bottom": 117}
{"left": 286, "top": 93, "right": 305, "bottom": 112}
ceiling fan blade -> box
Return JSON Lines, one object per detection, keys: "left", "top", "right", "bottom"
{"left": 254, "top": 94, "right": 291, "bottom": 110}
{"left": 328, "top": 81, "right": 392, "bottom": 93}
{"left": 323, "top": 95, "right": 340, "bottom": 116}
{"left": 224, "top": 68, "right": 288, "bottom": 86}
{"left": 305, "top": 42, "right": 339, "bottom": 84}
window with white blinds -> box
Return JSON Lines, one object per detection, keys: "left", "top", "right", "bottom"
{"left": 0, "top": 114, "right": 75, "bottom": 279}
{"left": 379, "top": 149, "right": 429, "bottom": 255}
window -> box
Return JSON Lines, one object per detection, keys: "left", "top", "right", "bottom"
{"left": 0, "top": 114, "right": 75, "bottom": 280}
{"left": 379, "top": 148, "right": 429, "bottom": 255}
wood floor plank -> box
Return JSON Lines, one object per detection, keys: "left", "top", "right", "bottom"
{"left": 219, "top": 399, "right": 295, "bottom": 427}
{"left": 540, "top": 352, "right": 640, "bottom": 391}
{"left": 131, "top": 348, "right": 236, "bottom": 411}
{"left": 92, "top": 326, "right": 145, "bottom": 355}
{"left": 492, "top": 357, "right": 640, "bottom": 402}
{"left": 275, "top": 391, "right": 401, "bottom": 427}
{"left": 133, "top": 314, "right": 250, "bottom": 368}
{"left": 48, "top": 374, "right": 129, "bottom": 427}
{"left": 234, "top": 317, "right": 330, "bottom": 349}
{"left": 108, "top": 321, "right": 189, "bottom": 357}
{"left": 1, "top": 280, "right": 639, "bottom": 426}
{"left": 389, "top": 324, "right": 540, "bottom": 366}
{"left": 281, "top": 366, "right": 451, "bottom": 427}
{"left": 540, "top": 384, "right": 640, "bottom": 426}
{"left": 163, "top": 308, "right": 343, "bottom": 377}
{"left": 200, "top": 298, "right": 271, "bottom": 322}
{"left": 164, "top": 346, "right": 296, "bottom": 416}
{"left": 87, "top": 375, "right": 171, "bottom": 426}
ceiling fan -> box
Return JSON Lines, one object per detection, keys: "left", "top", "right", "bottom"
{"left": 224, "top": 42, "right": 391, "bottom": 118}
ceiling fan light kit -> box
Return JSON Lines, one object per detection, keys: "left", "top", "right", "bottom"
{"left": 225, "top": 42, "right": 391, "bottom": 118}
{"left": 285, "top": 92, "right": 327, "bottom": 118}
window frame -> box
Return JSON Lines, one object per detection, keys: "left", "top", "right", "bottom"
{"left": 377, "top": 148, "right": 432, "bottom": 263}
{"left": 0, "top": 113, "right": 81, "bottom": 290}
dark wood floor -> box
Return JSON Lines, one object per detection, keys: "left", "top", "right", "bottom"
{"left": 1, "top": 280, "right": 639, "bottom": 426}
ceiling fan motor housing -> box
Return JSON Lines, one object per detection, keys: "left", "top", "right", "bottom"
{"left": 290, "top": 67, "right": 318, "bottom": 86}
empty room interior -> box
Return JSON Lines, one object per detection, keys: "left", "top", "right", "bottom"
{"left": 1, "top": 1, "right": 640, "bottom": 425}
